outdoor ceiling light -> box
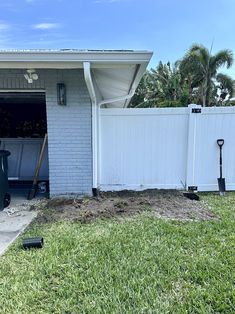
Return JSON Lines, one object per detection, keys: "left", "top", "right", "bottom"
{"left": 24, "top": 69, "right": 39, "bottom": 84}
{"left": 57, "top": 83, "right": 66, "bottom": 106}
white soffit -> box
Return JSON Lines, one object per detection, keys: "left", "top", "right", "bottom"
{"left": 92, "top": 67, "right": 137, "bottom": 107}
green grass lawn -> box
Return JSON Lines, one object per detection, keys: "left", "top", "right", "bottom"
{"left": 0, "top": 193, "right": 234, "bottom": 314}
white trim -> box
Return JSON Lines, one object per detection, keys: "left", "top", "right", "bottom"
{"left": 0, "top": 89, "right": 45, "bottom": 93}
{"left": 0, "top": 50, "right": 152, "bottom": 61}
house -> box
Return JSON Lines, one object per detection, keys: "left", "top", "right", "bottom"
{"left": 0, "top": 49, "right": 153, "bottom": 196}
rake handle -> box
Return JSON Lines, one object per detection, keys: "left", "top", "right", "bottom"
{"left": 28, "top": 134, "right": 48, "bottom": 200}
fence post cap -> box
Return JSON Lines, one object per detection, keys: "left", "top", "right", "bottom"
{"left": 188, "top": 104, "right": 202, "bottom": 108}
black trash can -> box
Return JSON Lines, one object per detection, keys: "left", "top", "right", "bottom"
{"left": 0, "top": 150, "right": 11, "bottom": 211}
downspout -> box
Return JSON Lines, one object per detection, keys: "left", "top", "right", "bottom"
{"left": 83, "top": 62, "right": 98, "bottom": 194}
{"left": 83, "top": 62, "right": 137, "bottom": 193}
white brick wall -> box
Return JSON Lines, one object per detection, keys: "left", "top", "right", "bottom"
{"left": 0, "top": 69, "right": 93, "bottom": 196}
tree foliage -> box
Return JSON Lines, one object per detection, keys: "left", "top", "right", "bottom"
{"left": 130, "top": 62, "right": 190, "bottom": 108}
{"left": 130, "top": 44, "right": 235, "bottom": 108}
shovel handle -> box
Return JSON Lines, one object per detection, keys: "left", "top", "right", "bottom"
{"left": 217, "top": 139, "right": 224, "bottom": 147}
{"left": 217, "top": 139, "right": 224, "bottom": 179}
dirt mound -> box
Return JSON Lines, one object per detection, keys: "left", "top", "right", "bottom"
{"left": 35, "top": 189, "right": 216, "bottom": 224}
{"left": 36, "top": 190, "right": 216, "bottom": 223}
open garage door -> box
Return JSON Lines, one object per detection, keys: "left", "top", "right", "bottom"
{"left": 0, "top": 91, "right": 49, "bottom": 181}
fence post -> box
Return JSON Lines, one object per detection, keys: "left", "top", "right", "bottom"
{"left": 186, "top": 104, "right": 202, "bottom": 191}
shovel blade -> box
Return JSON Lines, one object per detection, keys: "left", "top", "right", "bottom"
{"left": 217, "top": 178, "right": 226, "bottom": 196}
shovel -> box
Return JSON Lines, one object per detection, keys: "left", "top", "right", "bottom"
{"left": 217, "top": 139, "right": 226, "bottom": 196}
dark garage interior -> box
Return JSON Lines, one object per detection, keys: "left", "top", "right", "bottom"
{"left": 0, "top": 92, "right": 49, "bottom": 201}
{"left": 0, "top": 92, "right": 47, "bottom": 138}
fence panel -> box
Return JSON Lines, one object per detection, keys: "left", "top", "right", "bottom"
{"left": 193, "top": 107, "right": 235, "bottom": 191}
{"left": 99, "top": 108, "right": 189, "bottom": 191}
{"left": 99, "top": 106, "right": 235, "bottom": 192}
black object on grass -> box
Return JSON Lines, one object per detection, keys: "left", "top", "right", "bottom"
{"left": 22, "top": 237, "right": 44, "bottom": 249}
{"left": 183, "top": 192, "right": 200, "bottom": 201}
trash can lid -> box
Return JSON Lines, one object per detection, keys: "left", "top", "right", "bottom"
{"left": 0, "top": 150, "right": 11, "bottom": 157}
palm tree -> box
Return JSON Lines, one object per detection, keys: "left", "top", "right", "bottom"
{"left": 179, "top": 44, "right": 234, "bottom": 106}
{"left": 130, "top": 62, "right": 190, "bottom": 108}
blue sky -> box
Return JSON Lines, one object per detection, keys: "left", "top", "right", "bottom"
{"left": 0, "top": 0, "right": 235, "bottom": 77}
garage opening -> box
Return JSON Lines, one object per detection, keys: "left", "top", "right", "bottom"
{"left": 0, "top": 91, "right": 49, "bottom": 201}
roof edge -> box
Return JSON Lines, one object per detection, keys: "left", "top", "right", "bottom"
{"left": 0, "top": 50, "right": 153, "bottom": 65}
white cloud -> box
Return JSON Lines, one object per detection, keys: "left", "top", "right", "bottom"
{"left": 0, "top": 22, "right": 10, "bottom": 31}
{"left": 32, "top": 23, "right": 60, "bottom": 30}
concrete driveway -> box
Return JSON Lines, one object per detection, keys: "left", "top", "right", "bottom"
{"left": 0, "top": 190, "right": 39, "bottom": 256}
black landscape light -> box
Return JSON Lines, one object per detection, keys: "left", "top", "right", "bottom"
{"left": 22, "top": 237, "right": 44, "bottom": 249}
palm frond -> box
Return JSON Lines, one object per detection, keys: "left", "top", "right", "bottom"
{"left": 210, "top": 50, "right": 233, "bottom": 70}
{"left": 216, "top": 73, "right": 234, "bottom": 96}
{"left": 189, "top": 44, "right": 209, "bottom": 67}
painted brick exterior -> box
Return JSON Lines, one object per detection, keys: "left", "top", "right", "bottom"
{"left": 0, "top": 69, "right": 93, "bottom": 196}
{"left": 45, "top": 70, "right": 92, "bottom": 196}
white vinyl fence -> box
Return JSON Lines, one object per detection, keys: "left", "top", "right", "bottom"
{"left": 99, "top": 105, "right": 235, "bottom": 192}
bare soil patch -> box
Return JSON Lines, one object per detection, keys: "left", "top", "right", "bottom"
{"left": 34, "top": 190, "right": 216, "bottom": 224}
